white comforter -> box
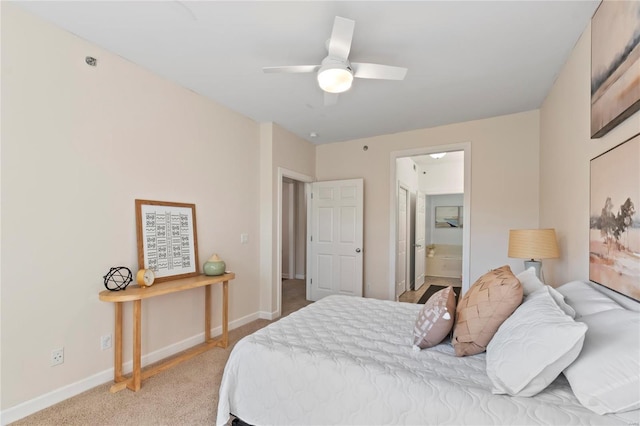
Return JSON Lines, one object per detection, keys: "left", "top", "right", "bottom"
{"left": 217, "top": 295, "right": 633, "bottom": 425}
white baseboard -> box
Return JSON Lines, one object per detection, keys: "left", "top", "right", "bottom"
{"left": 258, "top": 310, "right": 279, "bottom": 320}
{"left": 0, "top": 369, "right": 113, "bottom": 426}
{"left": 0, "top": 311, "right": 261, "bottom": 425}
{"left": 295, "top": 274, "right": 305, "bottom": 279}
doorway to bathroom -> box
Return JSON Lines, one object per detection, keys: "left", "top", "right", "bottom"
{"left": 391, "top": 146, "right": 469, "bottom": 302}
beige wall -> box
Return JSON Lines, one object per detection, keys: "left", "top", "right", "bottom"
{"left": 1, "top": 4, "right": 261, "bottom": 410}
{"left": 258, "top": 123, "right": 315, "bottom": 316}
{"left": 316, "top": 110, "right": 541, "bottom": 299}
{"left": 10, "top": 0, "right": 640, "bottom": 417}
{"left": 539, "top": 23, "right": 640, "bottom": 291}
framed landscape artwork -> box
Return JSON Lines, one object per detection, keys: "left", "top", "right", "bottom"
{"left": 435, "top": 206, "right": 462, "bottom": 228}
{"left": 589, "top": 134, "right": 640, "bottom": 301}
{"left": 590, "top": 0, "right": 640, "bottom": 138}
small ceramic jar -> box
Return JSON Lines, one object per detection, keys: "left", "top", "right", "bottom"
{"left": 203, "top": 254, "right": 226, "bottom": 276}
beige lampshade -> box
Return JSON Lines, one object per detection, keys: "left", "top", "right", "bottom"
{"left": 508, "top": 229, "right": 560, "bottom": 260}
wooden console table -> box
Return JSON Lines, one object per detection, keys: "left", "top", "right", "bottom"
{"left": 99, "top": 273, "right": 235, "bottom": 393}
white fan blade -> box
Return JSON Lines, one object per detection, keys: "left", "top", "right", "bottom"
{"left": 352, "top": 63, "right": 408, "bottom": 80}
{"left": 263, "top": 65, "right": 320, "bottom": 74}
{"left": 324, "top": 92, "right": 339, "bottom": 106}
{"left": 328, "top": 16, "right": 355, "bottom": 60}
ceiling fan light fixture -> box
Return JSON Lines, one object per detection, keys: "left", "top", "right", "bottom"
{"left": 429, "top": 153, "right": 447, "bottom": 159}
{"left": 317, "top": 66, "right": 353, "bottom": 93}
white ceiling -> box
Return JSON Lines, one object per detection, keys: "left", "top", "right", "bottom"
{"left": 15, "top": 1, "right": 600, "bottom": 144}
{"left": 413, "top": 150, "right": 464, "bottom": 168}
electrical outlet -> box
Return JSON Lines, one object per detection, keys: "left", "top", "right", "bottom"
{"left": 101, "top": 334, "right": 112, "bottom": 351}
{"left": 51, "top": 348, "right": 64, "bottom": 366}
{"left": 240, "top": 233, "right": 249, "bottom": 244}
{"left": 100, "top": 334, "right": 112, "bottom": 350}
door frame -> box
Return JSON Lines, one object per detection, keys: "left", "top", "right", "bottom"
{"left": 396, "top": 183, "right": 411, "bottom": 298}
{"left": 276, "top": 167, "right": 313, "bottom": 318}
{"left": 388, "top": 142, "right": 472, "bottom": 300}
{"left": 282, "top": 180, "right": 295, "bottom": 279}
{"left": 414, "top": 190, "right": 426, "bottom": 291}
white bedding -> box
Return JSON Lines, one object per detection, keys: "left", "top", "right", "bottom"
{"left": 217, "top": 295, "right": 635, "bottom": 425}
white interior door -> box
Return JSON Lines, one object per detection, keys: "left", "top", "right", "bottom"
{"left": 309, "top": 179, "right": 363, "bottom": 301}
{"left": 414, "top": 191, "right": 426, "bottom": 291}
{"left": 396, "top": 186, "right": 408, "bottom": 299}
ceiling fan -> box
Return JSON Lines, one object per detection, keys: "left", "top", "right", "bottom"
{"left": 263, "top": 16, "right": 408, "bottom": 106}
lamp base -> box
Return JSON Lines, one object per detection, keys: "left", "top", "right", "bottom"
{"left": 524, "top": 260, "right": 542, "bottom": 280}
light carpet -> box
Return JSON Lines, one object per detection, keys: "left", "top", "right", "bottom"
{"left": 13, "top": 280, "right": 311, "bottom": 425}
{"left": 12, "top": 319, "right": 269, "bottom": 426}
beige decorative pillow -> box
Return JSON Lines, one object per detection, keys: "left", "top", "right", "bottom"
{"left": 452, "top": 265, "right": 523, "bottom": 356}
{"left": 413, "top": 286, "right": 456, "bottom": 349}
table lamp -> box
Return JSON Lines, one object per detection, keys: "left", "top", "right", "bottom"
{"left": 508, "top": 229, "right": 559, "bottom": 280}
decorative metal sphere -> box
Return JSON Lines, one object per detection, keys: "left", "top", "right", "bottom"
{"left": 103, "top": 266, "right": 132, "bottom": 291}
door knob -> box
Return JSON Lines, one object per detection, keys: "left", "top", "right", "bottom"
{"left": 355, "top": 248, "right": 361, "bottom": 253}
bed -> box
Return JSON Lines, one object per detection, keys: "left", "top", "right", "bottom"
{"left": 216, "top": 276, "right": 640, "bottom": 425}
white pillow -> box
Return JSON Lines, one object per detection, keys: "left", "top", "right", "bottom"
{"left": 486, "top": 287, "right": 587, "bottom": 397}
{"left": 517, "top": 268, "right": 575, "bottom": 318}
{"left": 563, "top": 309, "right": 640, "bottom": 414}
{"left": 516, "top": 267, "right": 544, "bottom": 295}
{"left": 555, "top": 280, "right": 623, "bottom": 319}
{"left": 546, "top": 286, "right": 576, "bottom": 318}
